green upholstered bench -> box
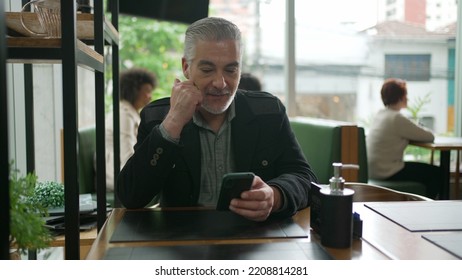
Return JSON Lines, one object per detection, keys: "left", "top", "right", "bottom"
{"left": 290, "top": 117, "right": 428, "bottom": 197}
{"left": 290, "top": 118, "right": 339, "bottom": 183}
{"left": 77, "top": 126, "right": 115, "bottom": 206}
{"left": 290, "top": 117, "right": 366, "bottom": 183}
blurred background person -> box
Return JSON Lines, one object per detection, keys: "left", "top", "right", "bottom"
{"left": 366, "top": 78, "right": 442, "bottom": 199}
{"left": 105, "top": 68, "right": 157, "bottom": 191}
{"left": 238, "top": 72, "right": 262, "bottom": 91}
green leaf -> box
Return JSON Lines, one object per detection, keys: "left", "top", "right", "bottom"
{"left": 407, "top": 92, "right": 432, "bottom": 120}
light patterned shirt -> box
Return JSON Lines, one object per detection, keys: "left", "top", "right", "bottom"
{"left": 159, "top": 102, "right": 236, "bottom": 206}
{"left": 194, "top": 102, "right": 236, "bottom": 206}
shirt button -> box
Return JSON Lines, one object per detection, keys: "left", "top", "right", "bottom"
{"left": 153, "top": 154, "right": 160, "bottom": 160}
{"left": 150, "top": 159, "right": 157, "bottom": 166}
{"left": 156, "top": 147, "right": 163, "bottom": 154}
{"left": 261, "top": 160, "right": 268, "bottom": 166}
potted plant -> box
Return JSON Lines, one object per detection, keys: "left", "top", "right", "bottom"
{"left": 404, "top": 92, "right": 433, "bottom": 162}
{"left": 407, "top": 92, "right": 432, "bottom": 123}
{"left": 28, "top": 180, "right": 65, "bottom": 209}
{"left": 9, "top": 165, "right": 53, "bottom": 259}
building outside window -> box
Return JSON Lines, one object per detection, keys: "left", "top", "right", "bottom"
{"left": 385, "top": 54, "right": 431, "bottom": 81}
{"left": 210, "top": 0, "right": 458, "bottom": 135}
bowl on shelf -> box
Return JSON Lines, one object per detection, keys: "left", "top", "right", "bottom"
{"left": 6, "top": 12, "right": 94, "bottom": 39}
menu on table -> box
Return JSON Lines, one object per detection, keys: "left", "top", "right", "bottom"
{"left": 103, "top": 241, "right": 332, "bottom": 260}
{"left": 110, "top": 209, "right": 308, "bottom": 242}
{"left": 365, "top": 201, "right": 462, "bottom": 232}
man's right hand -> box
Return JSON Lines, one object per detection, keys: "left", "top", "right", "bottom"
{"left": 229, "top": 176, "right": 280, "bottom": 222}
{"left": 162, "top": 79, "right": 202, "bottom": 139}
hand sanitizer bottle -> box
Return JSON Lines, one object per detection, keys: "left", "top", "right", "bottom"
{"left": 320, "top": 163, "right": 356, "bottom": 248}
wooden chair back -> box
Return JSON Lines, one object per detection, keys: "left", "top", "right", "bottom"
{"left": 345, "top": 182, "right": 433, "bottom": 202}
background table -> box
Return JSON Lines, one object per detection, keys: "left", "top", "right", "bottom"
{"left": 410, "top": 136, "right": 462, "bottom": 199}
{"left": 51, "top": 229, "right": 97, "bottom": 259}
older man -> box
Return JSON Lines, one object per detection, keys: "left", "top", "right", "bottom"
{"left": 117, "top": 17, "right": 317, "bottom": 221}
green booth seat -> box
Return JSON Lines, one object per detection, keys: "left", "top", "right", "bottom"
{"left": 290, "top": 117, "right": 427, "bottom": 198}
{"left": 77, "top": 125, "right": 115, "bottom": 207}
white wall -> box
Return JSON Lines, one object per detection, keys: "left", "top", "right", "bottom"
{"left": 8, "top": 63, "right": 95, "bottom": 182}
{"left": 356, "top": 37, "right": 450, "bottom": 133}
{"left": 32, "top": 65, "right": 63, "bottom": 181}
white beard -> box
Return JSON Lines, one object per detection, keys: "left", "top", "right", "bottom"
{"left": 200, "top": 88, "right": 234, "bottom": 114}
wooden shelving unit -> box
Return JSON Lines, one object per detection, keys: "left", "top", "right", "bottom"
{"left": 1, "top": 1, "right": 119, "bottom": 260}
{"left": 7, "top": 38, "right": 103, "bottom": 66}
{"left": 1, "top": 0, "right": 11, "bottom": 261}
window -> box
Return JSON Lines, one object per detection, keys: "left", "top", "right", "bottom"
{"left": 385, "top": 54, "right": 431, "bottom": 81}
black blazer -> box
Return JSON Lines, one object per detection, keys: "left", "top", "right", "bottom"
{"left": 117, "top": 90, "right": 317, "bottom": 218}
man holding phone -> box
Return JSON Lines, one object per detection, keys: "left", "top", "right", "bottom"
{"left": 117, "top": 17, "right": 317, "bottom": 221}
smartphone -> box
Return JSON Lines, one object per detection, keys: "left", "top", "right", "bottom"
{"left": 216, "top": 172, "right": 255, "bottom": 211}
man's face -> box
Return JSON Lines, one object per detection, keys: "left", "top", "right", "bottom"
{"left": 182, "top": 39, "right": 241, "bottom": 115}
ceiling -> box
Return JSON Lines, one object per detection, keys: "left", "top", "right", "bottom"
{"left": 113, "top": 0, "right": 209, "bottom": 24}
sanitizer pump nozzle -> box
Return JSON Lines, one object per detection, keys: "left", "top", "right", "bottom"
{"left": 329, "top": 163, "right": 359, "bottom": 192}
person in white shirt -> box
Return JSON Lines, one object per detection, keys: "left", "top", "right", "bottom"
{"left": 105, "top": 68, "right": 157, "bottom": 191}
{"left": 366, "top": 78, "right": 442, "bottom": 199}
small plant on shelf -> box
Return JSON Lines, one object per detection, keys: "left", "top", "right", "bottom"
{"left": 28, "top": 180, "right": 65, "bottom": 208}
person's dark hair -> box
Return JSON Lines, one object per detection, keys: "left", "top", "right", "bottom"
{"left": 120, "top": 68, "right": 157, "bottom": 105}
{"left": 238, "top": 73, "right": 262, "bottom": 91}
{"left": 381, "top": 78, "right": 407, "bottom": 106}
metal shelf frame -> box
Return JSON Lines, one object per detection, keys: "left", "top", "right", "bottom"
{"left": 1, "top": 0, "right": 119, "bottom": 260}
{"left": 1, "top": 0, "right": 11, "bottom": 261}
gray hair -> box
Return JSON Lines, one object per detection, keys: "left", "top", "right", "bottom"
{"left": 183, "top": 17, "right": 243, "bottom": 64}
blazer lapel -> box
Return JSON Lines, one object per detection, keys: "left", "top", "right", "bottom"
{"left": 232, "top": 96, "right": 259, "bottom": 172}
{"left": 180, "top": 122, "right": 201, "bottom": 197}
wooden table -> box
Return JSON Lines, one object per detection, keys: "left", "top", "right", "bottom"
{"left": 50, "top": 229, "right": 97, "bottom": 259}
{"left": 410, "top": 136, "right": 462, "bottom": 199}
{"left": 86, "top": 204, "right": 458, "bottom": 260}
